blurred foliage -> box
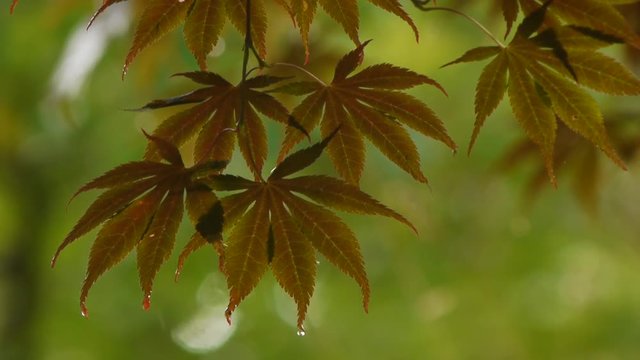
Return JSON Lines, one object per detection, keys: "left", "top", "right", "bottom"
{"left": 2, "top": 1, "right": 640, "bottom": 359}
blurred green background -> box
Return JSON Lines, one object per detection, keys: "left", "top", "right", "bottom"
{"left": 2, "top": 1, "right": 640, "bottom": 359}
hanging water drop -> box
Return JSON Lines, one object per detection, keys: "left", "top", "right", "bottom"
{"left": 224, "top": 308, "right": 233, "bottom": 325}
{"left": 143, "top": 294, "right": 152, "bottom": 311}
{"left": 80, "top": 303, "right": 89, "bottom": 318}
{"left": 296, "top": 328, "right": 306, "bottom": 337}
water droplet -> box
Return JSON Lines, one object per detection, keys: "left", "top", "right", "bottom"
{"left": 80, "top": 303, "right": 89, "bottom": 318}
{"left": 143, "top": 294, "right": 152, "bottom": 311}
{"left": 224, "top": 308, "right": 233, "bottom": 325}
{"left": 296, "top": 327, "right": 306, "bottom": 337}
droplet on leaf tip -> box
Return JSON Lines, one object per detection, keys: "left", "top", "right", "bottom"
{"left": 296, "top": 327, "right": 306, "bottom": 337}
{"left": 80, "top": 303, "right": 89, "bottom": 318}
{"left": 224, "top": 308, "right": 233, "bottom": 325}
{"left": 143, "top": 295, "right": 152, "bottom": 311}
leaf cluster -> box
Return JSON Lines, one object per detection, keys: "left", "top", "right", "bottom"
{"left": 445, "top": 0, "right": 640, "bottom": 184}
{"left": 8, "top": 0, "right": 640, "bottom": 332}
{"left": 84, "top": 0, "right": 418, "bottom": 73}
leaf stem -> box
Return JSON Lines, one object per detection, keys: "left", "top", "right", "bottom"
{"left": 239, "top": 0, "right": 264, "bottom": 182}
{"left": 270, "top": 62, "right": 327, "bottom": 86}
{"left": 416, "top": 5, "right": 505, "bottom": 48}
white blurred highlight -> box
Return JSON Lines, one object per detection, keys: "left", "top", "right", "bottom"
{"left": 50, "top": 4, "right": 130, "bottom": 99}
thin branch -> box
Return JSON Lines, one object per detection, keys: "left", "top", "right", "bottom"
{"left": 238, "top": 0, "right": 264, "bottom": 182}
{"left": 270, "top": 62, "right": 327, "bottom": 86}
{"left": 415, "top": 4, "right": 506, "bottom": 48}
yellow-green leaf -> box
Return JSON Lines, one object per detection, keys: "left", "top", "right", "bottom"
{"left": 525, "top": 59, "right": 625, "bottom": 168}
{"left": 507, "top": 53, "right": 557, "bottom": 181}
{"left": 551, "top": 0, "right": 640, "bottom": 48}
{"left": 564, "top": 50, "right": 640, "bottom": 95}
{"left": 471, "top": 51, "right": 509, "bottom": 153}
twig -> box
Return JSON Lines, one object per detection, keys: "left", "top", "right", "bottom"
{"left": 414, "top": 4, "right": 506, "bottom": 48}
{"left": 270, "top": 62, "right": 327, "bottom": 86}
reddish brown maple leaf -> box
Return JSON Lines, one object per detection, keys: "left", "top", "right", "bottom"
{"left": 190, "top": 131, "right": 416, "bottom": 332}
{"left": 272, "top": 42, "right": 456, "bottom": 185}
{"left": 56, "top": 132, "right": 226, "bottom": 316}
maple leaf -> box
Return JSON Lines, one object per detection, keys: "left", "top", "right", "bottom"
{"left": 137, "top": 72, "right": 302, "bottom": 180}
{"left": 291, "top": 0, "right": 419, "bottom": 59}
{"left": 445, "top": 1, "right": 638, "bottom": 183}
{"left": 55, "top": 132, "right": 227, "bottom": 316}
{"left": 499, "top": 0, "right": 640, "bottom": 48}
{"left": 197, "top": 131, "right": 416, "bottom": 333}
{"left": 90, "top": 0, "right": 420, "bottom": 72}
{"left": 500, "top": 115, "right": 640, "bottom": 212}
{"left": 88, "top": 0, "right": 272, "bottom": 73}
{"left": 272, "top": 42, "right": 456, "bottom": 185}
{"left": 87, "top": 0, "right": 128, "bottom": 28}
{"left": 91, "top": 0, "right": 422, "bottom": 72}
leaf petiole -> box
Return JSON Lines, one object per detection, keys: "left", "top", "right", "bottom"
{"left": 269, "top": 62, "right": 327, "bottom": 86}
{"left": 416, "top": 5, "right": 506, "bottom": 48}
